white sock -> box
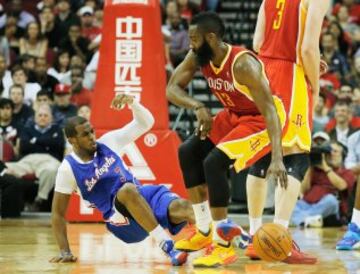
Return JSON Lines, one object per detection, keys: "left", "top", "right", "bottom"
{"left": 351, "top": 208, "right": 360, "bottom": 228}
{"left": 192, "top": 201, "right": 212, "bottom": 234}
{"left": 249, "top": 217, "right": 262, "bottom": 236}
{"left": 149, "top": 224, "right": 171, "bottom": 245}
{"left": 274, "top": 218, "right": 289, "bottom": 229}
{"left": 213, "top": 219, "right": 229, "bottom": 246}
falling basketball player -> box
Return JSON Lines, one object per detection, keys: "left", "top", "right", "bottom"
{"left": 166, "top": 11, "right": 287, "bottom": 267}
{"left": 50, "top": 94, "right": 194, "bottom": 266}
{"left": 239, "top": 0, "right": 330, "bottom": 264}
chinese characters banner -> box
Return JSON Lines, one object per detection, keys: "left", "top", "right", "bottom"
{"left": 91, "top": 0, "right": 169, "bottom": 130}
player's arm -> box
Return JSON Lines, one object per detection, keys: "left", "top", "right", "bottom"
{"left": 253, "top": 0, "right": 266, "bottom": 53}
{"left": 233, "top": 54, "right": 287, "bottom": 187}
{"left": 301, "top": 0, "right": 330, "bottom": 99}
{"left": 99, "top": 95, "right": 155, "bottom": 150}
{"left": 50, "top": 163, "right": 77, "bottom": 263}
{"left": 166, "top": 51, "right": 212, "bottom": 139}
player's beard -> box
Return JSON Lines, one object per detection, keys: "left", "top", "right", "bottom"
{"left": 193, "top": 40, "right": 214, "bottom": 67}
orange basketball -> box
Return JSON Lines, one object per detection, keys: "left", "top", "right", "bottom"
{"left": 253, "top": 223, "right": 293, "bottom": 262}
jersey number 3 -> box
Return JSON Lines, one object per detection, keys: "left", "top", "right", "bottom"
{"left": 273, "top": 0, "right": 286, "bottom": 30}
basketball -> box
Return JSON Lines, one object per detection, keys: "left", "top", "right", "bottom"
{"left": 253, "top": 223, "right": 293, "bottom": 262}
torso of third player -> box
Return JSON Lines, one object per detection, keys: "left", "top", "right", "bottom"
{"left": 201, "top": 45, "right": 260, "bottom": 116}
{"left": 260, "top": 0, "right": 307, "bottom": 64}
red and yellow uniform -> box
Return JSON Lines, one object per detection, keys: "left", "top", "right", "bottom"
{"left": 259, "top": 0, "right": 312, "bottom": 152}
{"left": 201, "top": 45, "right": 286, "bottom": 172}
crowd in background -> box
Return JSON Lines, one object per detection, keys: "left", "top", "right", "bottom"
{"left": 0, "top": 0, "right": 359, "bottom": 228}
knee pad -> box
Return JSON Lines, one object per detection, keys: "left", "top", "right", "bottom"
{"left": 178, "top": 135, "right": 214, "bottom": 189}
{"left": 204, "top": 148, "right": 233, "bottom": 207}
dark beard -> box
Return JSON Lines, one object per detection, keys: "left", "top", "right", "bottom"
{"left": 193, "top": 40, "right": 214, "bottom": 67}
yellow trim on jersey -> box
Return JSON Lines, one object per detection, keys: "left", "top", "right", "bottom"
{"left": 282, "top": 64, "right": 311, "bottom": 151}
{"left": 209, "top": 44, "right": 232, "bottom": 75}
{"left": 232, "top": 51, "right": 271, "bottom": 101}
{"left": 296, "top": 0, "right": 307, "bottom": 66}
{"left": 217, "top": 96, "right": 287, "bottom": 172}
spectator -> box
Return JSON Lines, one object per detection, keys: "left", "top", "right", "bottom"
{"left": 9, "top": 84, "right": 34, "bottom": 129}
{"left": 0, "top": 54, "right": 13, "bottom": 94}
{"left": 39, "top": 6, "right": 57, "bottom": 49}
{"left": 37, "top": 0, "right": 56, "bottom": 10}
{"left": 349, "top": 55, "right": 360, "bottom": 87}
{"left": 0, "top": 0, "right": 35, "bottom": 29}
{"left": 93, "top": 8, "right": 103, "bottom": 28}
{"left": 61, "top": 54, "right": 95, "bottom": 90}
{"left": 54, "top": 0, "right": 80, "bottom": 40}
{"left": 313, "top": 93, "right": 330, "bottom": 133}
{"left": 34, "top": 57, "right": 59, "bottom": 96}
{"left": 52, "top": 84, "right": 78, "bottom": 119}
{"left": 327, "top": 20, "right": 353, "bottom": 57}
{"left": 345, "top": 129, "right": 360, "bottom": 202}
{"left": 19, "top": 22, "right": 48, "bottom": 58}
{"left": 19, "top": 54, "right": 36, "bottom": 82}
{"left": 337, "top": 5, "right": 360, "bottom": 41}
{"left": 333, "top": 0, "right": 360, "bottom": 24}
{"left": 47, "top": 50, "right": 70, "bottom": 82}
{"left": 0, "top": 13, "right": 24, "bottom": 58}
{"left": 68, "top": 65, "right": 92, "bottom": 106}
{"left": 0, "top": 98, "right": 19, "bottom": 148}
{"left": 312, "top": 131, "right": 331, "bottom": 146}
{"left": 321, "top": 32, "right": 350, "bottom": 82}
{"left": 78, "top": 6, "right": 101, "bottom": 41}
{"left": 353, "top": 88, "right": 360, "bottom": 116}
{"left": 59, "top": 23, "right": 92, "bottom": 63}
{"left": 4, "top": 65, "right": 41, "bottom": 105}
{"left": 177, "top": 0, "right": 199, "bottom": 22}
{"left": 167, "top": 11, "right": 189, "bottom": 67}
{"left": 3, "top": 104, "right": 65, "bottom": 211}
{"left": 26, "top": 90, "right": 65, "bottom": 128}
{"left": 77, "top": 104, "right": 91, "bottom": 120}
{"left": 328, "top": 100, "right": 357, "bottom": 145}
{"left": 291, "top": 141, "right": 356, "bottom": 227}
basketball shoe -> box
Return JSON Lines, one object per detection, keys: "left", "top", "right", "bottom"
{"left": 336, "top": 223, "right": 360, "bottom": 250}
{"left": 216, "top": 220, "right": 251, "bottom": 248}
{"left": 282, "top": 241, "right": 317, "bottom": 264}
{"left": 160, "top": 240, "right": 188, "bottom": 266}
{"left": 192, "top": 243, "right": 237, "bottom": 267}
{"left": 245, "top": 241, "right": 260, "bottom": 260}
{"left": 175, "top": 226, "right": 212, "bottom": 252}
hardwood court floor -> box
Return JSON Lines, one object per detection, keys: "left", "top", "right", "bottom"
{"left": 0, "top": 219, "right": 359, "bottom": 274}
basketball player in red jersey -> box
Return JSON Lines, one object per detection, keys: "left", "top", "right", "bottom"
{"left": 241, "top": 0, "right": 330, "bottom": 264}
{"left": 166, "top": 11, "right": 288, "bottom": 267}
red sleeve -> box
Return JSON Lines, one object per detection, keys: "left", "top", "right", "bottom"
{"left": 338, "top": 169, "right": 356, "bottom": 191}
{"left": 325, "top": 119, "right": 336, "bottom": 132}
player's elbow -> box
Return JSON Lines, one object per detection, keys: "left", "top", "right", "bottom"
{"left": 301, "top": 44, "right": 317, "bottom": 61}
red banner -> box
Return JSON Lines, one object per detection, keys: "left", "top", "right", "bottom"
{"left": 66, "top": 0, "right": 187, "bottom": 222}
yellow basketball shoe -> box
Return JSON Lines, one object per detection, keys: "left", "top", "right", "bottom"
{"left": 175, "top": 227, "right": 212, "bottom": 252}
{"left": 192, "top": 243, "right": 237, "bottom": 268}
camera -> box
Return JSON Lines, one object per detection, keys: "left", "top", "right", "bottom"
{"left": 309, "top": 144, "right": 332, "bottom": 166}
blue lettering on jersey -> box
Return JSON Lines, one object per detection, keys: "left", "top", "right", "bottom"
{"left": 65, "top": 142, "right": 140, "bottom": 219}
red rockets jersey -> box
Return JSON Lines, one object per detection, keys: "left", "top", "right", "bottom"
{"left": 260, "top": 0, "right": 307, "bottom": 64}
{"left": 201, "top": 45, "right": 261, "bottom": 116}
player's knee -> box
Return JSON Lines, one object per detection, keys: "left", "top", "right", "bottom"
{"left": 116, "top": 183, "right": 139, "bottom": 203}
{"left": 178, "top": 136, "right": 198, "bottom": 165}
{"left": 203, "top": 148, "right": 231, "bottom": 174}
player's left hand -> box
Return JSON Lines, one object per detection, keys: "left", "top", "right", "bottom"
{"left": 110, "top": 94, "right": 134, "bottom": 110}
{"left": 266, "top": 159, "right": 288, "bottom": 189}
{"left": 320, "top": 59, "right": 328, "bottom": 76}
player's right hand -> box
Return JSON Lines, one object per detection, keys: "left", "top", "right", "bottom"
{"left": 194, "top": 107, "right": 212, "bottom": 140}
{"left": 266, "top": 159, "right": 288, "bottom": 189}
{"left": 49, "top": 254, "right": 77, "bottom": 263}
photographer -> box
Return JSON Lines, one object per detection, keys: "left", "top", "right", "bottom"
{"left": 291, "top": 140, "right": 356, "bottom": 227}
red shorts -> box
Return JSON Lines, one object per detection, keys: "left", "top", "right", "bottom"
{"left": 260, "top": 57, "right": 313, "bottom": 151}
